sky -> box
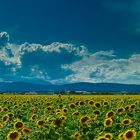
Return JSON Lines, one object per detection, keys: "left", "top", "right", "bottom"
{"left": 0, "top": 0, "right": 140, "bottom": 85}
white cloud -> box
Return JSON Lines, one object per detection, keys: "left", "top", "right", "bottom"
{"left": 62, "top": 51, "right": 140, "bottom": 84}
{"left": 0, "top": 31, "right": 140, "bottom": 84}
{"left": 0, "top": 32, "right": 9, "bottom": 46}
{"left": 0, "top": 32, "right": 88, "bottom": 82}
{"left": 20, "top": 42, "right": 88, "bottom": 56}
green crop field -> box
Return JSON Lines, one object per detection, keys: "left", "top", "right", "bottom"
{"left": 0, "top": 95, "right": 140, "bottom": 140}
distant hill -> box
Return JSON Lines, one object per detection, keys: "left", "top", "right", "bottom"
{"left": 0, "top": 82, "right": 140, "bottom": 93}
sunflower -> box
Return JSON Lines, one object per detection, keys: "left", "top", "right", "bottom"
{"left": 90, "top": 114, "right": 97, "bottom": 121}
{"left": 124, "top": 130, "right": 136, "bottom": 140}
{"left": 47, "top": 106, "right": 53, "bottom": 111}
{"left": 14, "top": 120, "right": 24, "bottom": 130}
{"left": 130, "top": 104, "right": 136, "bottom": 110}
{"left": 104, "top": 118, "right": 113, "bottom": 127}
{"left": 125, "top": 106, "right": 130, "bottom": 111}
{"left": 95, "top": 102, "right": 101, "bottom": 108}
{"left": 88, "top": 100, "right": 94, "bottom": 105}
{"left": 118, "top": 133, "right": 125, "bottom": 140}
{"left": 30, "top": 114, "right": 38, "bottom": 121}
{"left": 60, "top": 115, "right": 67, "bottom": 121}
{"left": 46, "top": 102, "right": 51, "bottom": 106}
{"left": 69, "top": 103, "right": 76, "bottom": 109}
{"left": 56, "top": 109, "right": 61, "bottom": 113}
{"left": 37, "top": 120, "right": 45, "bottom": 128}
{"left": 22, "top": 128, "right": 32, "bottom": 135}
{"left": 0, "top": 123, "right": 3, "bottom": 129}
{"left": 103, "top": 101, "right": 109, "bottom": 106}
{"left": 3, "top": 107, "right": 8, "bottom": 112}
{"left": 56, "top": 112, "right": 61, "bottom": 116}
{"left": 122, "top": 119, "right": 132, "bottom": 126}
{"left": 16, "top": 110, "right": 21, "bottom": 115}
{"left": 85, "top": 99, "right": 89, "bottom": 104}
{"left": 62, "top": 108, "right": 68, "bottom": 113}
{"left": 76, "top": 101, "right": 79, "bottom": 106}
{"left": 104, "top": 133, "right": 113, "bottom": 140}
{"left": 0, "top": 106, "right": 3, "bottom": 112}
{"left": 94, "top": 110, "right": 100, "bottom": 115}
{"left": 53, "top": 117, "right": 63, "bottom": 127}
{"left": 79, "top": 101, "right": 85, "bottom": 106}
{"left": 58, "top": 104, "right": 63, "bottom": 108}
{"left": 120, "top": 99, "right": 124, "bottom": 104}
{"left": 22, "top": 104, "right": 26, "bottom": 107}
{"left": 8, "top": 112, "right": 14, "bottom": 119}
{"left": 2, "top": 114, "right": 9, "bottom": 123}
{"left": 106, "top": 111, "right": 115, "bottom": 118}
{"left": 7, "top": 130, "right": 21, "bottom": 140}
{"left": 80, "top": 116, "right": 89, "bottom": 125}
{"left": 73, "top": 132, "right": 81, "bottom": 139}
{"left": 97, "top": 136, "right": 108, "bottom": 140}
{"left": 72, "top": 111, "right": 80, "bottom": 116}
{"left": 117, "top": 107, "right": 125, "bottom": 114}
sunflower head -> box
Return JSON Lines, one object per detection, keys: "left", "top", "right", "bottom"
{"left": 2, "top": 114, "right": 9, "bottom": 123}
{"left": 106, "top": 111, "right": 115, "bottom": 118}
{"left": 16, "top": 109, "right": 21, "bottom": 115}
{"left": 0, "top": 106, "right": 3, "bottom": 112}
{"left": 74, "top": 132, "right": 81, "bottom": 139}
{"left": 118, "top": 133, "right": 124, "bottom": 140}
{"left": 37, "top": 120, "right": 45, "bottom": 128}
{"left": 80, "top": 116, "right": 89, "bottom": 125}
{"left": 95, "top": 102, "right": 101, "bottom": 108}
{"left": 60, "top": 115, "right": 67, "bottom": 121}
{"left": 120, "top": 99, "right": 124, "bottom": 104}
{"left": 88, "top": 100, "right": 94, "bottom": 105}
{"left": 125, "top": 106, "right": 130, "bottom": 111}
{"left": 8, "top": 112, "right": 14, "bottom": 119}
{"left": 122, "top": 119, "right": 132, "bottom": 126}
{"left": 56, "top": 109, "right": 61, "bottom": 113}
{"left": 72, "top": 111, "right": 80, "bottom": 116}
{"left": 69, "top": 103, "right": 76, "bottom": 109}
{"left": 3, "top": 107, "right": 8, "bottom": 112}
{"left": 104, "top": 133, "right": 113, "bottom": 140}
{"left": 62, "top": 108, "right": 68, "bottom": 113}
{"left": 104, "top": 118, "right": 113, "bottom": 127}
{"left": 59, "top": 104, "right": 63, "bottom": 108}
{"left": 0, "top": 123, "right": 3, "bottom": 129}
{"left": 79, "top": 101, "right": 85, "bottom": 106}
{"left": 53, "top": 117, "right": 63, "bottom": 127}
{"left": 97, "top": 136, "right": 108, "bottom": 140}
{"left": 103, "top": 101, "right": 109, "bottom": 106}
{"left": 7, "top": 130, "right": 21, "bottom": 140}
{"left": 76, "top": 101, "right": 79, "bottom": 106}
{"left": 130, "top": 104, "right": 136, "bottom": 110}
{"left": 47, "top": 106, "right": 53, "bottom": 111}
{"left": 124, "top": 130, "right": 136, "bottom": 140}
{"left": 14, "top": 120, "right": 24, "bottom": 130}
{"left": 22, "top": 128, "right": 32, "bottom": 135}
{"left": 94, "top": 110, "right": 100, "bottom": 115}
{"left": 117, "top": 107, "right": 125, "bottom": 114}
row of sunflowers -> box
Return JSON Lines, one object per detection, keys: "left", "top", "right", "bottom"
{"left": 0, "top": 95, "right": 140, "bottom": 140}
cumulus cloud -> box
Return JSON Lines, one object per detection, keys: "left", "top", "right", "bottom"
{"left": 0, "top": 32, "right": 9, "bottom": 46}
{"left": 0, "top": 32, "right": 88, "bottom": 83}
{"left": 62, "top": 51, "right": 140, "bottom": 84}
{"left": 0, "top": 31, "right": 140, "bottom": 84}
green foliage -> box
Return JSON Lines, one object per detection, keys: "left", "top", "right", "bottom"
{"left": 0, "top": 95, "right": 139, "bottom": 140}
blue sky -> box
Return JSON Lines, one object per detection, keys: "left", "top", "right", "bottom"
{"left": 0, "top": 0, "right": 140, "bottom": 84}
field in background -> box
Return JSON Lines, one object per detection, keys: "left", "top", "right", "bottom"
{"left": 0, "top": 95, "right": 140, "bottom": 140}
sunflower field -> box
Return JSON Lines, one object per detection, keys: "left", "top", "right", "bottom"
{"left": 0, "top": 95, "right": 140, "bottom": 140}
